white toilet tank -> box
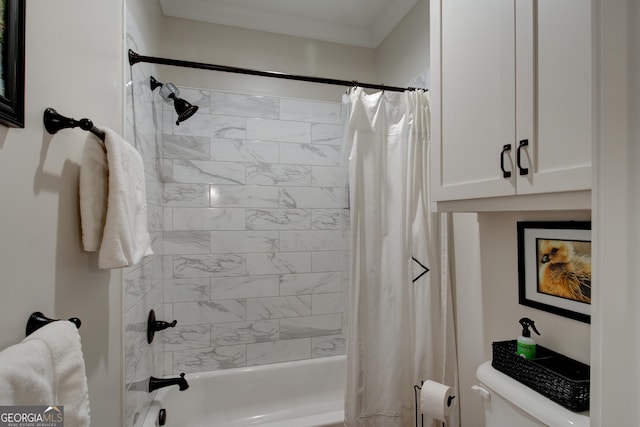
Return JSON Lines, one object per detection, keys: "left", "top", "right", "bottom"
{"left": 474, "top": 361, "right": 589, "bottom": 427}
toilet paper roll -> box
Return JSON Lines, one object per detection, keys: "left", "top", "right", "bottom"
{"left": 420, "top": 380, "right": 456, "bottom": 421}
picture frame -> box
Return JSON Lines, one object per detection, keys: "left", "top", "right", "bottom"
{"left": 517, "top": 221, "right": 592, "bottom": 323}
{"left": 0, "top": 0, "right": 25, "bottom": 128}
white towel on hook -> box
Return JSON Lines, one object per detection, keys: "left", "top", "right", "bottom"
{"left": 0, "top": 337, "right": 55, "bottom": 405}
{"left": 98, "top": 128, "right": 153, "bottom": 268}
{"left": 0, "top": 321, "right": 90, "bottom": 427}
{"left": 79, "top": 134, "right": 108, "bottom": 252}
{"left": 25, "top": 321, "right": 91, "bottom": 427}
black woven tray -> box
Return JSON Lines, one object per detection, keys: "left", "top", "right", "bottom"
{"left": 492, "top": 340, "right": 590, "bottom": 411}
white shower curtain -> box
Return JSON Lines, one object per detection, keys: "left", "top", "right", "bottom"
{"left": 344, "top": 88, "right": 459, "bottom": 427}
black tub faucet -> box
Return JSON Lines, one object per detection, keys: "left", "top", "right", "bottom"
{"left": 149, "top": 373, "right": 189, "bottom": 393}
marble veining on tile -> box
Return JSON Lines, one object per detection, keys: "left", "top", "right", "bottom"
{"left": 246, "top": 118, "right": 310, "bottom": 143}
{"left": 173, "top": 300, "right": 247, "bottom": 325}
{"left": 211, "top": 320, "right": 279, "bottom": 346}
{"left": 173, "top": 345, "right": 246, "bottom": 373}
{"left": 246, "top": 164, "right": 311, "bottom": 186}
{"left": 246, "top": 295, "right": 312, "bottom": 320}
{"left": 210, "top": 185, "right": 279, "bottom": 208}
{"left": 176, "top": 88, "right": 211, "bottom": 114}
{"left": 311, "top": 123, "right": 343, "bottom": 145}
{"left": 247, "top": 252, "right": 312, "bottom": 275}
{"left": 172, "top": 207, "right": 246, "bottom": 230}
{"left": 280, "top": 99, "right": 342, "bottom": 124}
{"left": 163, "top": 183, "right": 209, "bottom": 207}
{"left": 212, "top": 92, "right": 279, "bottom": 119}
{"left": 210, "top": 275, "right": 280, "bottom": 299}
{"left": 279, "top": 230, "right": 343, "bottom": 252}
{"left": 162, "top": 325, "right": 212, "bottom": 351}
{"left": 148, "top": 211, "right": 164, "bottom": 237}
{"left": 279, "top": 314, "right": 342, "bottom": 339}
{"left": 279, "top": 272, "right": 342, "bottom": 295}
{"left": 312, "top": 209, "right": 343, "bottom": 229}
{"left": 210, "top": 138, "right": 279, "bottom": 163}
{"left": 164, "top": 278, "right": 211, "bottom": 303}
{"left": 280, "top": 143, "right": 342, "bottom": 166}
{"left": 173, "top": 254, "right": 247, "bottom": 278}
{"left": 162, "top": 134, "right": 210, "bottom": 160}
{"left": 210, "top": 230, "right": 279, "bottom": 254}
{"left": 246, "top": 338, "right": 311, "bottom": 366}
{"left": 172, "top": 160, "right": 246, "bottom": 185}
{"left": 246, "top": 208, "right": 311, "bottom": 230}
{"left": 123, "top": 277, "right": 149, "bottom": 313}
{"left": 279, "top": 187, "right": 342, "bottom": 209}
{"left": 312, "top": 335, "right": 346, "bottom": 357}
{"left": 124, "top": 306, "right": 148, "bottom": 382}
{"left": 151, "top": 84, "right": 349, "bottom": 377}
{"left": 163, "top": 230, "right": 210, "bottom": 254}
{"left": 124, "top": 11, "right": 173, "bottom": 426}
{"left": 173, "top": 114, "right": 246, "bottom": 139}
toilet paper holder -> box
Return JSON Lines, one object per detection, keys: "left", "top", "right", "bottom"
{"left": 414, "top": 381, "right": 455, "bottom": 427}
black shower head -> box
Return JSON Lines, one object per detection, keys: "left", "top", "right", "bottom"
{"left": 172, "top": 96, "right": 199, "bottom": 125}
{"left": 149, "top": 76, "right": 199, "bottom": 126}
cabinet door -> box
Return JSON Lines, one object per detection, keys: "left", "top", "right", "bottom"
{"left": 515, "top": 0, "right": 592, "bottom": 194}
{"left": 431, "top": 0, "right": 516, "bottom": 202}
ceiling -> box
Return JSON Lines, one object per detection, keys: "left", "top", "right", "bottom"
{"left": 158, "top": 0, "right": 419, "bottom": 49}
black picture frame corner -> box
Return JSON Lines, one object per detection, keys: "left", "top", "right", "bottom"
{"left": 0, "top": 0, "right": 25, "bottom": 128}
{"left": 517, "top": 220, "right": 592, "bottom": 324}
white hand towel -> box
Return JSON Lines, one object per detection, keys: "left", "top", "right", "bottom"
{"left": 0, "top": 338, "right": 55, "bottom": 405}
{"left": 79, "top": 135, "right": 108, "bottom": 252}
{"left": 25, "top": 321, "right": 91, "bottom": 427}
{"left": 99, "top": 128, "right": 153, "bottom": 268}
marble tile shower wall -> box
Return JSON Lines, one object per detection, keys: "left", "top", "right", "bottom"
{"left": 160, "top": 89, "right": 348, "bottom": 374}
{"left": 124, "top": 9, "right": 165, "bottom": 427}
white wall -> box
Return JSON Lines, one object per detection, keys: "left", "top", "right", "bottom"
{"left": 126, "top": 0, "right": 164, "bottom": 56}
{"left": 376, "top": 0, "right": 430, "bottom": 87}
{"left": 157, "top": 17, "right": 378, "bottom": 102}
{"left": 0, "top": 1, "right": 124, "bottom": 425}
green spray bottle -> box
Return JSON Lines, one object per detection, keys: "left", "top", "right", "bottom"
{"left": 517, "top": 318, "right": 540, "bottom": 360}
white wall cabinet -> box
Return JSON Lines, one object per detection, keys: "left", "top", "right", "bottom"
{"left": 430, "top": 0, "right": 592, "bottom": 203}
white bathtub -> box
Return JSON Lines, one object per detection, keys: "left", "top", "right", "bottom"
{"left": 142, "top": 355, "right": 346, "bottom": 427}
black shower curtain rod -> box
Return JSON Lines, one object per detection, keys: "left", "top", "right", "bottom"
{"left": 128, "top": 50, "right": 425, "bottom": 93}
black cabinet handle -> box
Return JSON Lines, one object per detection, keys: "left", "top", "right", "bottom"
{"left": 500, "top": 144, "right": 512, "bottom": 178}
{"left": 517, "top": 139, "right": 529, "bottom": 176}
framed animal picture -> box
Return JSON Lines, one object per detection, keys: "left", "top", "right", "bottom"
{"left": 517, "top": 221, "right": 591, "bottom": 323}
{"left": 0, "top": 0, "right": 25, "bottom": 127}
